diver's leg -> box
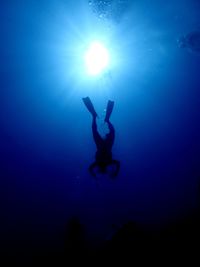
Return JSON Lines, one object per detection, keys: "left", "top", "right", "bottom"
{"left": 92, "top": 116, "right": 104, "bottom": 149}
{"left": 105, "top": 121, "right": 115, "bottom": 148}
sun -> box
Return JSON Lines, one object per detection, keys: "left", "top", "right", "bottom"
{"left": 84, "top": 41, "right": 110, "bottom": 76}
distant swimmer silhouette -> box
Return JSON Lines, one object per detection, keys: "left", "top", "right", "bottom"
{"left": 178, "top": 31, "right": 200, "bottom": 54}
{"left": 82, "top": 97, "right": 120, "bottom": 178}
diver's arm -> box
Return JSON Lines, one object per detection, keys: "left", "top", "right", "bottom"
{"left": 111, "top": 160, "right": 120, "bottom": 177}
{"left": 89, "top": 162, "right": 97, "bottom": 177}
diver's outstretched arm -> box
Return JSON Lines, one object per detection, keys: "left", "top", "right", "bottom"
{"left": 89, "top": 162, "right": 98, "bottom": 177}
{"left": 111, "top": 160, "right": 120, "bottom": 177}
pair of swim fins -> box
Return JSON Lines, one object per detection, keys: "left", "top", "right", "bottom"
{"left": 82, "top": 97, "right": 114, "bottom": 122}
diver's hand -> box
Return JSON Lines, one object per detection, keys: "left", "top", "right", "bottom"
{"left": 89, "top": 162, "right": 97, "bottom": 177}
{"left": 110, "top": 160, "right": 120, "bottom": 178}
{"left": 90, "top": 171, "right": 96, "bottom": 178}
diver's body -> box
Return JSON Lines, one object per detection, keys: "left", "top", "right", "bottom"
{"left": 83, "top": 97, "right": 120, "bottom": 178}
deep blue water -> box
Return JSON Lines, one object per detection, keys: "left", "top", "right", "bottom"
{"left": 1, "top": 0, "right": 200, "bottom": 254}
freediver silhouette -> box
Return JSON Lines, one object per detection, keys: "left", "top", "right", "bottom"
{"left": 82, "top": 97, "right": 120, "bottom": 178}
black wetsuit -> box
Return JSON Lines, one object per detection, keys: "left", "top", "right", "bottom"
{"left": 89, "top": 116, "right": 120, "bottom": 177}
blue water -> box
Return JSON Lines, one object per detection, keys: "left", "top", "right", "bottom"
{"left": 1, "top": 0, "right": 200, "bottom": 251}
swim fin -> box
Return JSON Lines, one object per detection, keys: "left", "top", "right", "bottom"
{"left": 105, "top": 100, "right": 114, "bottom": 122}
{"left": 82, "top": 97, "right": 98, "bottom": 117}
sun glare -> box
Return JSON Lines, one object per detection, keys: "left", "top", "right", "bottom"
{"left": 84, "top": 41, "right": 110, "bottom": 76}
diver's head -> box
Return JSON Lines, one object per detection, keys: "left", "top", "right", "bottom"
{"left": 98, "top": 162, "right": 107, "bottom": 174}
